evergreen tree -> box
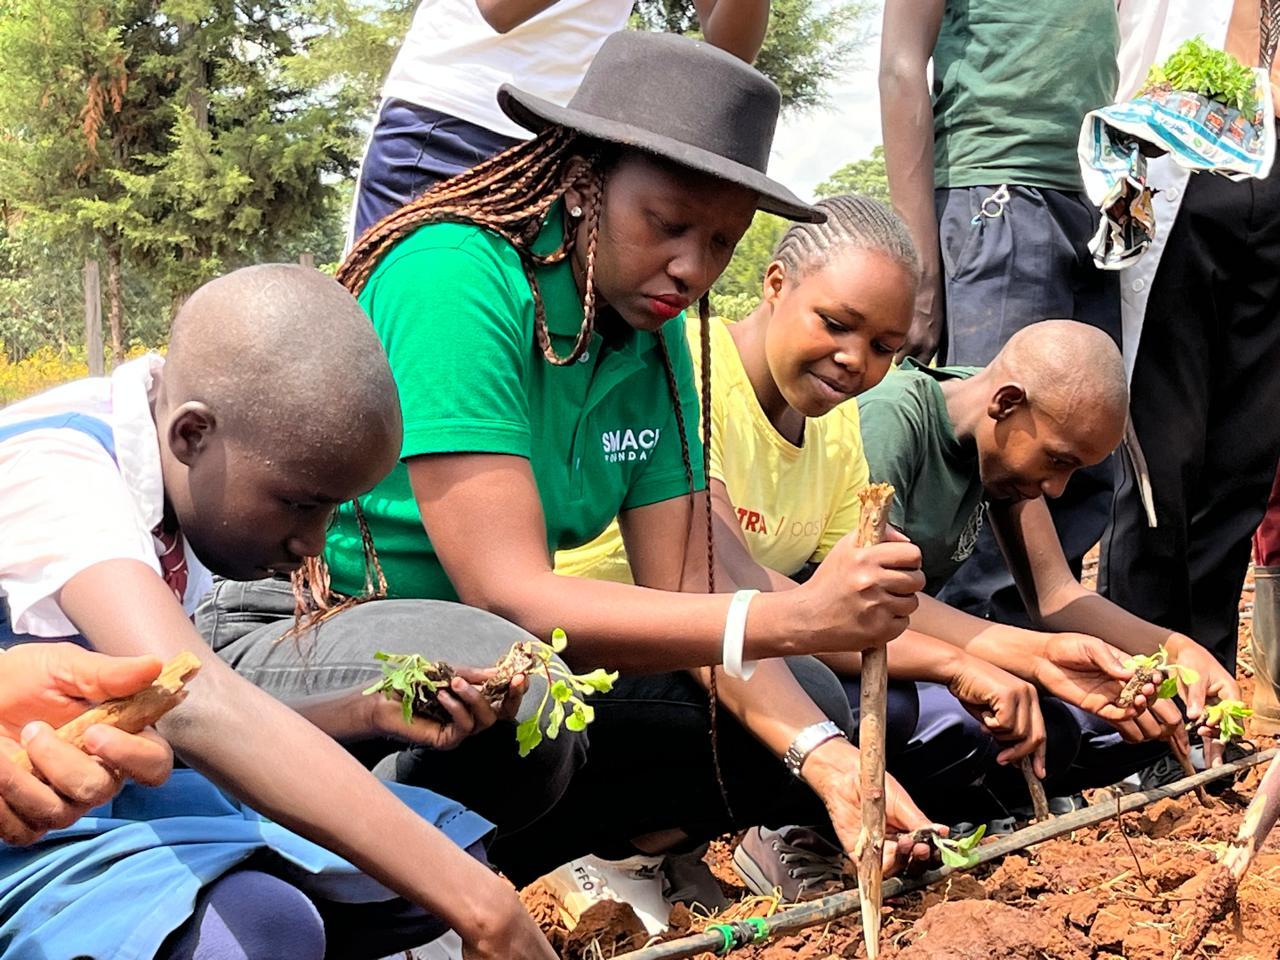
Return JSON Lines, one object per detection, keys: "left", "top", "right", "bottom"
{"left": 632, "top": 0, "right": 871, "bottom": 111}
{"left": 0, "top": 0, "right": 363, "bottom": 358}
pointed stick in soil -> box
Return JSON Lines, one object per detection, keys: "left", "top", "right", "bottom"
{"left": 1177, "top": 750, "right": 1280, "bottom": 956}
{"left": 1169, "top": 734, "right": 1209, "bottom": 806}
{"left": 1019, "top": 756, "right": 1051, "bottom": 822}
{"left": 852, "top": 483, "right": 896, "bottom": 960}
{"left": 10, "top": 651, "right": 202, "bottom": 775}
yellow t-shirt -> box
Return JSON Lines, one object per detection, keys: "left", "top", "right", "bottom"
{"left": 555, "top": 315, "right": 868, "bottom": 582}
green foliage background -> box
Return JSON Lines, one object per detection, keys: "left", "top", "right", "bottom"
{"left": 0, "top": 0, "right": 877, "bottom": 363}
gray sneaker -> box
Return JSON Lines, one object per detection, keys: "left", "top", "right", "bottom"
{"left": 732, "top": 825, "right": 846, "bottom": 902}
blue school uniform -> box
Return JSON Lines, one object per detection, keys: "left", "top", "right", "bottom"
{"left": 0, "top": 364, "right": 493, "bottom": 958}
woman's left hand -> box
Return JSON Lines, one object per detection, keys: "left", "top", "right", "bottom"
{"left": 800, "top": 737, "right": 936, "bottom": 876}
{"left": 370, "top": 668, "right": 526, "bottom": 751}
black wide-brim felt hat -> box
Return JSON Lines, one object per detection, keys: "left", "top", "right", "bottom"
{"left": 497, "top": 30, "right": 824, "bottom": 223}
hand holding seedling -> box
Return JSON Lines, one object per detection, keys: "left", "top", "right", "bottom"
{"left": 1033, "top": 634, "right": 1159, "bottom": 721}
{"left": 366, "top": 663, "right": 525, "bottom": 751}
{"left": 799, "top": 736, "right": 935, "bottom": 875}
{"left": 904, "top": 824, "right": 987, "bottom": 869}
{"left": 365, "top": 629, "right": 616, "bottom": 757}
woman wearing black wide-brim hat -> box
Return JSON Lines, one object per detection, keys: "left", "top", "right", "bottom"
{"left": 203, "top": 30, "right": 930, "bottom": 950}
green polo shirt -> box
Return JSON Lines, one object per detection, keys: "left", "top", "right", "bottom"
{"left": 856, "top": 359, "right": 985, "bottom": 594}
{"left": 324, "top": 206, "right": 705, "bottom": 601}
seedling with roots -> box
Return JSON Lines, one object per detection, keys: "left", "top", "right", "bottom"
{"left": 364, "top": 628, "right": 617, "bottom": 756}
{"left": 905, "top": 825, "right": 987, "bottom": 869}
{"left": 1118, "top": 647, "right": 1199, "bottom": 708}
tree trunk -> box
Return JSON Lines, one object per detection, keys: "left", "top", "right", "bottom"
{"left": 83, "top": 257, "right": 104, "bottom": 377}
{"left": 105, "top": 243, "right": 124, "bottom": 367}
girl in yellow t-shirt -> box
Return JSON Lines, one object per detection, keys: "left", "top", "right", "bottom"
{"left": 559, "top": 195, "right": 1059, "bottom": 900}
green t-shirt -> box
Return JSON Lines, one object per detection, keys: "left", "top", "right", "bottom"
{"left": 932, "top": 0, "right": 1119, "bottom": 191}
{"left": 325, "top": 207, "right": 705, "bottom": 601}
{"left": 856, "top": 358, "right": 985, "bottom": 594}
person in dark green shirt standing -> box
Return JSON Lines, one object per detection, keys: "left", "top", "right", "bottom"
{"left": 200, "top": 31, "right": 936, "bottom": 934}
{"left": 879, "top": 0, "right": 1124, "bottom": 634}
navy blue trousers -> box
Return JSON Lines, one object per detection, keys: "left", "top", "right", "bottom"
{"left": 841, "top": 676, "right": 1164, "bottom": 824}
{"left": 932, "top": 185, "right": 1121, "bottom": 626}
{"left": 351, "top": 99, "right": 521, "bottom": 242}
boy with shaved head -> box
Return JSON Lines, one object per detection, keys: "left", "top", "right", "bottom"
{"left": 0, "top": 265, "right": 556, "bottom": 960}
{"left": 858, "top": 320, "right": 1240, "bottom": 801}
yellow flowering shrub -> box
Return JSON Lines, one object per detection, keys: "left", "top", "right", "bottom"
{"left": 0, "top": 343, "right": 155, "bottom": 406}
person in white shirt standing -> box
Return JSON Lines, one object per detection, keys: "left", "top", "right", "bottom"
{"left": 1100, "top": 3, "right": 1280, "bottom": 691}
{"left": 349, "top": 0, "right": 771, "bottom": 241}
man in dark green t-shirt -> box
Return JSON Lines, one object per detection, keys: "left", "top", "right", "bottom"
{"left": 858, "top": 320, "right": 1241, "bottom": 776}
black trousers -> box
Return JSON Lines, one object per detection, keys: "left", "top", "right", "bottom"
{"left": 1099, "top": 161, "right": 1280, "bottom": 671}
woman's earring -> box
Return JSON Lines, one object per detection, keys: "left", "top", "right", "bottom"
{"left": 570, "top": 205, "right": 583, "bottom": 218}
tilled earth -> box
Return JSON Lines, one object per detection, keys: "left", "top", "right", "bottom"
{"left": 522, "top": 563, "right": 1280, "bottom": 959}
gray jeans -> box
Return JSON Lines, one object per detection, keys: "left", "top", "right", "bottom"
{"left": 199, "top": 579, "right": 855, "bottom": 884}
{"left": 197, "top": 578, "right": 586, "bottom": 845}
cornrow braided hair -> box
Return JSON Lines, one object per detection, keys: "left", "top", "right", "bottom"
{"left": 772, "top": 194, "right": 920, "bottom": 285}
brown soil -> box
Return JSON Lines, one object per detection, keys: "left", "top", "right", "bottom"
{"left": 528, "top": 561, "right": 1280, "bottom": 958}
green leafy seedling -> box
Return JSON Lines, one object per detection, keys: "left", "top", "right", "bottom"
{"left": 907, "top": 825, "right": 986, "bottom": 869}
{"left": 1202, "top": 699, "right": 1253, "bottom": 744}
{"left": 1141, "top": 36, "right": 1261, "bottom": 116}
{"left": 365, "top": 628, "right": 618, "bottom": 757}
{"left": 364, "top": 652, "right": 453, "bottom": 726}
{"left": 513, "top": 628, "right": 617, "bottom": 757}
{"left": 935, "top": 825, "right": 986, "bottom": 869}
{"left": 1118, "top": 647, "right": 1200, "bottom": 707}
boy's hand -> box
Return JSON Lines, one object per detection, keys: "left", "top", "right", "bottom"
{"left": 795, "top": 527, "right": 925, "bottom": 655}
{"left": 0, "top": 643, "right": 174, "bottom": 845}
{"left": 800, "top": 737, "right": 935, "bottom": 876}
{"left": 370, "top": 668, "right": 526, "bottom": 751}
{"left": 1163, "top": 635, "right": 1240, "bottom": 767}
{"left": 1033, "top": 634, "right": 1157, "bottom": 721}
{"left": 946, "top": 659, "right": 1046, "bottom": 776}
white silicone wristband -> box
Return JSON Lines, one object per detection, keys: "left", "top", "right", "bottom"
{"left": 721, "top": 589, "right": 760, "bottom": 681}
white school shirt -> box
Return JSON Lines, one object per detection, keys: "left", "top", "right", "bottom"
{"left": 0, "top": 355, "right": 212, "bottom": 639}
{"left": 380, "top": 0, "right": 634, "bottom": 140}
{"left": 1113, "top": 1, "right": 1236, "bottom": 380}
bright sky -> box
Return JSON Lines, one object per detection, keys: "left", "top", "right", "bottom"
{"left": 766, "top": 1, "right": 885, "bottom": 200}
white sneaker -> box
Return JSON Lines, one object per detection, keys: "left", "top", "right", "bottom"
{"left": 541, "top": 854, "right": 671, "bottom": 935}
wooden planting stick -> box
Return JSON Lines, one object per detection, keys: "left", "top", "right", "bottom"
{"left": 616, "top": 748, "right": 1276, "bottom": 960}
{"left": 1169, "top": 734, "right": 1209, "bottom": 806}
{"left": 853, "top": 483, "right": 895, "bottom": 960}
{"left": 1019, "top": 756, "right": 1051, "bottom": 822}
{"left": 1177, "top": 750, "right": 1280, "bottom": 955}
{"left": 11, "top": 651, "right": 201, "bottom": 774}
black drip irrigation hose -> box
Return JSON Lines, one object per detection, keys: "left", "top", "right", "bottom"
{"left": 615, "top": 748, "right": 1277, "bottom": 960}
